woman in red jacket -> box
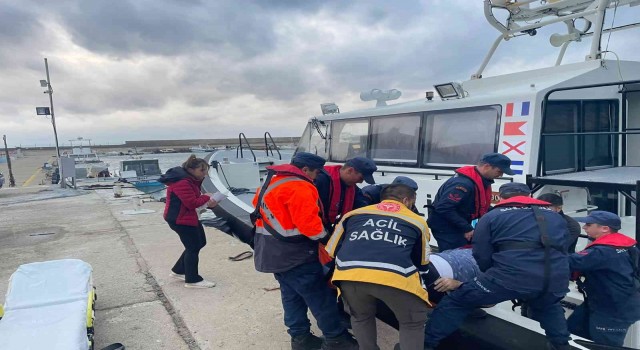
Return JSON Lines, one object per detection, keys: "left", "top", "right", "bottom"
{"left": 159, "top": 155, "right": 217, "bottom": 288}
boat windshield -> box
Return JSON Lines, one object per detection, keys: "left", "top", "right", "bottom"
{"left": 122, "top": 161, "right": 161, "bottom": 176}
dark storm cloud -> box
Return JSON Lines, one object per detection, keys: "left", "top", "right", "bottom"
{"left": 44, "top": 0, "right": 307, "bottom": 59}
{"left": 0, "top": 4, "right": 36, "bottom": 44}
{"left": 1, "top": 0, "right": 639, "bottom": 146}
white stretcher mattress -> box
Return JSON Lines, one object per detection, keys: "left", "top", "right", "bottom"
{"left": 0, "top": 259, "right": 93, "bottom": 350}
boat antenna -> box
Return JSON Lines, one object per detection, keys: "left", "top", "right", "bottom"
{"left": 473, "top": 0, "right": 639, "bottom": 79}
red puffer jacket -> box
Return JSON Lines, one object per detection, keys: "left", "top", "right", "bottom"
{"left": 160, "top": 167, "right": 210, "bottom": 226}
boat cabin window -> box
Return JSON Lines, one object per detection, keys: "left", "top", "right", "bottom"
{"left": 330, "top": 119, "right": 369, "bottom": 161}
{"left": 542, "top": 100, "right": 617, "bottom": 174}
{"left": 542, "top": 102, "right": 579, "bottom": 174}
{"left": 626, "top": 91, "right": 640, "bottom": 166}
{"left": 422, "top": 106, "right": 500, "bottom": 166}
{"left": 583, "top": 101, "right": 617, "bottom": 169}
{"left": 122, "top": 161, "right": 161, "bottom": 176}
{"left": 370, "top": 114, "right": 420, "bottom": 164}
{"left": 297, "top": 122, "right": 330, "bottom": 158}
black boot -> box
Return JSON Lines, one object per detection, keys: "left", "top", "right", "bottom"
{"left": 292, "top": 333, "right": 323, "bottom": 350}
{"left": 321, "top": 332, "right": 358, "bottom": 350}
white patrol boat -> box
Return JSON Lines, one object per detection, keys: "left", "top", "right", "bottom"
{"left": 204, "top": 1, "right": 640, "bottom": 348}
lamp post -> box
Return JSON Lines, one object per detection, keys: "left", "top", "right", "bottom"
{"left": 40, "top": 57, "right": 64, "bottom": 188}
{"left": 2, "top": 135, "right": 16, "bottom": 187}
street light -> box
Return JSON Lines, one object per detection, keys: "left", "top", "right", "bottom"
{"left": 40, "top": 57, "right": 64, "bottom": 188}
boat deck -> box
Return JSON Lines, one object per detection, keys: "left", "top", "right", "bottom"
{"left": 529, "top": 167, "right": 640, "bottom": 189}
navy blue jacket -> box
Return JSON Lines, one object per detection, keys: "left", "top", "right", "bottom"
{"left": 561, "top": 211, "right": 581, "bottom": 253}
{"left": 427, "top": 170, "right": 492, "bottom": 249}
{"left": 361, "top": 184, "right": 384, "bottom": 205}
{"left": 472, "top": 196, "right": 570, "bottom": 293}
{"left": 569, "top": 233, "right": 640, "bottom": 320}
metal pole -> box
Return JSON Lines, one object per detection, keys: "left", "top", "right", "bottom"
{"left": 636, "top": 180, "right": 640, "bottom": 243}
{"left": 587, "top": 0, "right": 610, "bottom": 60}
{"left": 3, "top": 135, "right": 16, "bottom": 187}
{"left": 44, "top": 58, "right": 64, "bottom": 188}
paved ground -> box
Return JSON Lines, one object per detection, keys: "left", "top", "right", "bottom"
{"left": 0, "top": 150, "right": 398, "bottom": 350}
{"left": 0, "top": 149, "right": 56, "bottom": 187}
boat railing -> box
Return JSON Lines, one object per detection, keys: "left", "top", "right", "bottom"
{"left": 236, "top": 133, "right": 257, "bottom": 162}
{"left": 264, "top": 132, "right": 282, "bottom": 160}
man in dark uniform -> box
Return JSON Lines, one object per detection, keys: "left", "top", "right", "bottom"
{"left": 314, "top": 156, "right": 376, "bottom": 268}
{"left": 427, "top": 153, "right": 514, "bottom": 251}
{"left": 537, "top": 193, "right": 581, "bottom": 253}
{"left": 361, "top": 176, "right": 421, "bottom": 214}
{"left": 361, "top": 176, "right": 418, "bottom": 205}
{"left": 424, "top": 182, "right": 571, "bottom": 350}
{"left": 568, "top": 211, "right": 640, "bottom": 347}
{"left": 314, "top": 156, "right": 377, "bottom": 231}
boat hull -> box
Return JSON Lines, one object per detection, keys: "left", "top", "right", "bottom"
{"left": 200, "top": 157, "right": 602, "bottom": 350}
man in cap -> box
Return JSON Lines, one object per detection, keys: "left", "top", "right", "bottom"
{"left": 424, "top": 182, "right": 571, "bottom": 350}
{"left": 537, "top": 193, "right": 581, "bottom": 253}
{"left": 567, "top": 211, "right": 640, "bottom": 347}
{"left": 427, "top": 153, "right": 514, "bottom": 251}
{"left": 361, "top": 176, "right": 421, "bottom": 214}
{"left": 315, "top": 156, "right": 378, "bottom": 231}
{"left": 313, "top": 156, "right": 378, "bottom": 331}
{"left": 252, "top": 152, "right": 357, "bottom": 350}
{"left": 325, "top": 183, "right": 431, "bottom": 350}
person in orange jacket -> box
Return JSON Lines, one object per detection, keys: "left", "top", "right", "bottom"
{"left": 252, "top": 152, "right": 357, "bottom": 350}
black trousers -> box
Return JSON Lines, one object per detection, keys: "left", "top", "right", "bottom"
{"left": 169, "top": 223, "right": 207, "bottom": 283}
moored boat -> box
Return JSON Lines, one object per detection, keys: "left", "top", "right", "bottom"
{"left": 204, "top": 1, "right": 640, "bottom": 348}
{"left": 118, "top": 158, "right": 164, "bottom": 190}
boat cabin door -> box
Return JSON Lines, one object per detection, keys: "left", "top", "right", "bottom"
{"left": 624, "top": 84, "right": 640, "bottom": 166}
{"left": 539, "top": 81, "right": 640, "bottom": 215}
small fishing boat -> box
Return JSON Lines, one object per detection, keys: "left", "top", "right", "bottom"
{"left": 118, "top": 158, "right": 164, "bottom": 190}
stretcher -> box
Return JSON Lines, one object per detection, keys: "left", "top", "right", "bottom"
{"left": 0, "top": 259, "right": 97, "bottom": 350}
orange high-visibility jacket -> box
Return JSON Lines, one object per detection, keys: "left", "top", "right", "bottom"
{"left": 252, "top": 164, "right": 327, "bottom": 273}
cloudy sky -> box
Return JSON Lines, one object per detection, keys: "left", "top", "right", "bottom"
{"left": 1, "top": 0, "right": 639, "bottom": 147}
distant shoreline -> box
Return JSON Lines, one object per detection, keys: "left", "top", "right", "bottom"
{"left": 5, "top": 136, "right": 300, "bottom": 152}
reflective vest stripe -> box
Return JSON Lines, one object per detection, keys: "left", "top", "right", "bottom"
{"left": 336, "top": 257, "right": 417, "bottom": 276}
{"left": 258, "top": 176, "right": 326, "bottom": 240}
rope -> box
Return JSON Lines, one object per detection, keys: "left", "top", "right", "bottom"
{"left": 228, "top": 251, "right": 253, "bottom": 262}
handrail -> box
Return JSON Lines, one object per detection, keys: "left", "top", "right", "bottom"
{"left": 539, "top": 79, "right": 640, "bottom": 243}
{"left": 237, "top": 133, "right": 256, "bottom": 162}
{"left": 264, "top": 132, "right": 282, "bottom": 160}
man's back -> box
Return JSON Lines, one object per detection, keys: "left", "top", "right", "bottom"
{"left": 473, "top": 198, "right": 570, "bottom": 293}
{"left": 326, "top": 201, "right": 431, "bottom": 302}
{"left": 431, "top": 248, "right": 480, "bottom": 283}
{"left": 252, "top": 166, "right": 325, "bottom": 273}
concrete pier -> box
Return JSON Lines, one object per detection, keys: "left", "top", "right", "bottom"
{"left": 0, "top": 149, "right": 55, "bottom": 187}
{"left": 0, "top": 152, "right": 398, "bottom": 349}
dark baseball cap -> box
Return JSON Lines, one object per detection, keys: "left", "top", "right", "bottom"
{"left": 575, "top": 211, "right": 621, "bottom": 231}
{"left": 345, "top": 157, "right": 377, "bottom": 184}
{"left": 392, "top": 176, "right": 418, "bottom": 191}
{"left": 499, "top": 182, "right": 531, "bottom": 197}
{"left": 291, "top": 152, "right": 326, "bottom": 170}
{"left": 481, "top": 153, "right": 515, "bottom": 175}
